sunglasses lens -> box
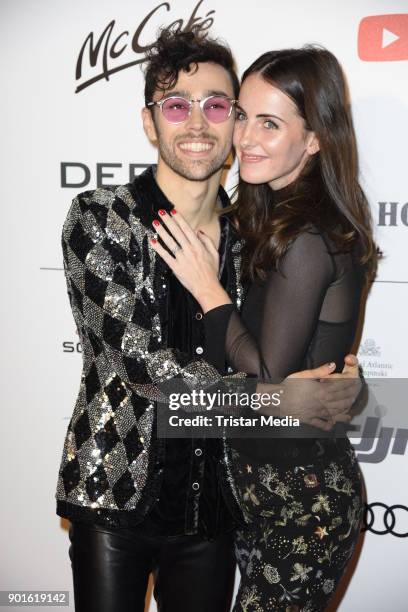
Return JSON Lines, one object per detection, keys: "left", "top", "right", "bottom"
{"left": 161, "top": 98, "right": 190, "bottom": 123}
{"left": 203, "top": 96, "right": 232, "bottom": 122}
{"left": 160, "top": 96, "right": 233, "bottom": 123}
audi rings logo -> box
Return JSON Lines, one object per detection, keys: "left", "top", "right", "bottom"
{"left": 362, "top": 503, "right": 408, "bottom": 537}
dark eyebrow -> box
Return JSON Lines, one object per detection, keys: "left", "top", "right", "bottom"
{"left": 159, "top": 89, "right": 232, "bottom": 101}
{"left": 236, "top": 104, "right": 286, "bottom": 123}
{"left": 203, "top": 89, "right": 232, "bottom": 98}
{"left": 159, "top": 90, "right": 189, "bottom": 101}
{"left": 256, "top": 113, "right": 286, "bottom": 123}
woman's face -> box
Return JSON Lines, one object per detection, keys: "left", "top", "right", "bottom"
{"left": 233, "top": 73, "right": 319, "bottom": 190}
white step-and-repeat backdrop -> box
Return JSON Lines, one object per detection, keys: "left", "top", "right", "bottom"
{"left": 1, "top": 1, "right": 407, "bottom": 610}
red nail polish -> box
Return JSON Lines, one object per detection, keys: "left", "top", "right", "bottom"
{"left": 152, "top": 220, "right": 160, "bottom": 227}
{"left": 150, "top": 238, "right": 157, "bottom": 244}
{"left": 158, "top": 209, "right": 166, "bottom": 216}
{"left": 170, "top": 209, "right": 177, "bottom": 215}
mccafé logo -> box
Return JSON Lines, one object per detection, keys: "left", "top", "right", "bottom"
{"left": 358, "top": 14, "right": 408, "bottom": 61}
{"left": 75, "top": 0, "right": 215, "bottom": 93}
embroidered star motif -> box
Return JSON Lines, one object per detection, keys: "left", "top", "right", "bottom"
{"left": 314, "top": 526, "right": 328, "bottom": 540}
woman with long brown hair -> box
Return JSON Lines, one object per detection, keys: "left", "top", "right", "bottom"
{"left": 151, "top": 46, "right": 377, "bottom": 610}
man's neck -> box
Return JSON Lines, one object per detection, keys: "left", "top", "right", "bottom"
{"left": 155, "top": 160, "right": 223, "bottom": 230}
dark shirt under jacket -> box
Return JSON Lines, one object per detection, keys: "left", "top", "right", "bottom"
{"left": 132, "top": 171, "right": 238, "bottom": 539}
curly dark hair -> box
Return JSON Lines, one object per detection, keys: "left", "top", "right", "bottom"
{"left": 143, "top": 28, "right": 239, "bottom": 105}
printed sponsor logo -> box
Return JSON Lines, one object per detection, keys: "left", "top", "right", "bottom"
{"left": 76, "top": 1, "right": 215, "bottom": 92}
{"left": 362, "top": 503, "right": 408, "bottom": 537}
{"left": 377, "top": 202, "right": 408, "bottom": 226}
{"left": 60, "top": 162, "right": 151, "bottom": 188}
{"left": 63, "top": 341, "right": 82, "bottom": 353}
{"left": 60, "top": 161, "right": 231, "bottom": 188}
{"left": 358, "top": 14, "right": 408, "bottom": 61}
{"left": 359, "top": 339, "right": 381, "bottom": 358}
{"left": 351, "top": 417, "right": 408, "bottom": 464}
{"left": 358, "top": 338, "right": 393, "bottom": 378}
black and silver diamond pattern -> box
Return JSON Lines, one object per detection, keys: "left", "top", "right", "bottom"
{"left": 56, "top": 170, "right": 246, "bottom": 523}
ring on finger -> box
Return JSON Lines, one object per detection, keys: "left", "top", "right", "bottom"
{"left": 172, "top": 244, "right": 182, "bottom": 255}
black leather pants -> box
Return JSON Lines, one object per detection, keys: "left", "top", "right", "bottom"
{"left": 68, "top": 521, "right": 236, "bottom": 612}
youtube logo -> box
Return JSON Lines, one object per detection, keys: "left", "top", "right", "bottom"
{"left": 358, "top": 14, "right": 408, "bottom": 61}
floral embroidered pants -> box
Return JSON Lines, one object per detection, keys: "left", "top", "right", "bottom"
{"left": 232, "top": 441, "right": 363, "bottom": 612}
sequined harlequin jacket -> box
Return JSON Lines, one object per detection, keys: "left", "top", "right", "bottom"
{"left": 56, "top": 166, "right": 247, "bottom": 527}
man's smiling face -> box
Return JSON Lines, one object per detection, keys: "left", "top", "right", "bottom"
{"left": 142, "top": 62, "right": 236, "bottom": 181}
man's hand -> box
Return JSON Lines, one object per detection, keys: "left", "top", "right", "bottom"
{"left": 288, "top": 354, "right": 361, "bottom": 429}
{"left": 258, "top": 356, "right": 362, "bottom": 431}
{"left": 257, "top": 362, "right": 334, "bottom": 430}
{"left": 320, "top": 354, "right": 362, "bottom": 420}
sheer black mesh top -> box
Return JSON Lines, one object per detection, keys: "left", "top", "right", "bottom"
{"left": 205, "top": 227, "right": 366, "bottom": 463}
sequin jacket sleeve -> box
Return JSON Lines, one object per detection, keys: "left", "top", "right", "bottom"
{"left": 62, "top": 188, "right": 247, "bottom": 405}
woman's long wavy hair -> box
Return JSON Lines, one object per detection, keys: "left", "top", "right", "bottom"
{"left": 227, "top": 46, "right": 378, "bottom": 282}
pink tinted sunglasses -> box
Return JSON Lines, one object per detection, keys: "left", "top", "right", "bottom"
{"left": 147, "top": 95, "right": 237, "bottom": 124}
